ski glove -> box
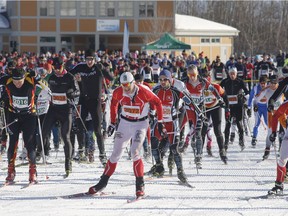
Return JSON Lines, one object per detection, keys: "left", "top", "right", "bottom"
{"left": 107, "top": 124, "right": 116, "bottom": 137}
{"left": 218, "top": 99, "right": 226, "bottom": 108}
{"left": 253, "top": 105, "right": 258, "bottom": 112}
{"left": 247, "top": 108, "right": 252, "bottom": 118}
{"left": 268, "top": 100, "right": 274, "bottom": 112}
{"left": 269, "top": 132, "right": 277, "bottom": 142}
{"left": 158, "top": 122, "right": 168, "bottom": 138}
{"left": 225, "top": 108, "right": 230, "bottom": 121}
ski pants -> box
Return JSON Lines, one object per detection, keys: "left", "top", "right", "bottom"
{"left": 7, "top": 112, "right": 37, "bottom": 165}
{"left": 252, "top": 103, "right": 267, "bottom": 138}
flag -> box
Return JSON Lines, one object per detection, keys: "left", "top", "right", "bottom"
{"left": 122, "top": 21, "right": 129, "bottom": 57}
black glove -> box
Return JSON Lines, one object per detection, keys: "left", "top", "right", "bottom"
{"left": 247, "top": 108, "right": 251, "bottom": 118}
{"left": 218, "top": 99, "right": 225, "bottom": 108}
{"left": 107, "top": 124, "right": 116, "bottom": 137}
{"left": 269, "top": 132, "right": 277, "bottom": 142}
{"left": 253, "top": 105, "right": 258, "bottom": 112}
{"left": 66, "top": 89, "right": 74, "bottom": 99}
{"left": 158, "top": 122, "right": 167, "bottom": 138}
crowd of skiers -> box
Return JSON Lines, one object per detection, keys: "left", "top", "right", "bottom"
{"left": 0, "top": 48, "right": 288, "bottom": 197}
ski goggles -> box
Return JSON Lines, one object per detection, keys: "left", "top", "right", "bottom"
{"left": 188, "top": 73, "right": 197, "bottom": 78}
{"left": 121, "top": 81, "right": 132, "bottom": 87}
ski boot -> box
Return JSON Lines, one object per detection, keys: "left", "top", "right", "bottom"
{"left": 35, "top": 151, "right": 42, "bottom": 162}
{"left": 230, "top": 132, "right": 235, "bottom": 144}
{"left": 268, "top": 181, "right": 283, "bottom": 195}
{"left": 195, "top": 154, "right": 202, "bottom": 169}
{"left": 135, "top": 177, "right": 145, "bottom": 198}
{"left": 239, "top": 137, "right": 245, "bottom": 151}
{"left": 64, "top": 159, "right": 72, "bottom": 178}
{"left": 177, "top": 168, "right": 188, "bottom": 184}
{"left": 178, "top": 135, "right": 190, "bottom": 153}
{"left": 29, "top": 164, "right": 37, "bottom": 183}
{"left": 88, "top": 175, "right": 109, "bottom": 194}
{"left": 220, "top": 150, "right": 228, "bottom": 164}
{"left": 145, "top": 164, "right": 157, "bottom": 175}
{"left": 262, "top": 147, "right": 270, "bottom": 160}
{"left": 73, "top": 151, "right": 87, "bottom": 162}
{"left": 153, "top": 163, "right": 165, "bottom": 177}
{"left": 251, "top": 137, "right": 257, "bottom": 148}
{"left": 6, "top": 164, "right": 16, "bottom": 182}
{"left": 206, "top": 146, "right": 213, "bottom": 157}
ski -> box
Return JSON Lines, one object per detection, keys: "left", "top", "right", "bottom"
{"left": 240, "top": 193, "right": 288, "bottom": 201}
{"left": 127, "top": 195, "right": 148, "bottom": 203}
{"left": 60, "top": 191, "right": 115, "bottom": 199}
{"left": 0, "top": 181, "right": 16, "bottom": 188}
{"left": 21, "top": 181, "right": 38, "bottom": 189}
{"left": 178, "top": 181, "right": 195, "bottom": 188}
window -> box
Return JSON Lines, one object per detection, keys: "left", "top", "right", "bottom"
{"left": 118, "top": 2, "right": 133, "bottom": 17}
{"left": 211, "top": 38, "right": 220, "bottom": 43}
{"left": 40, "top": 1, "right": 55, "bottom": 16}
{"left": 139, "top": 2, "right": 154, "bottom": 17}
{"left": 61, "top": 37, "right": 72, "bottom": 43}
{"left": 80, "top": 1, "right": 95, "bottom": 16}
{"left": 40, "top": 37, "right": 56, "bottom": 43}
{"left": 60, "top": 1, "right": 76, "bottom": 16}
{"left": 99, "top": 2, "right": 115, "bottom": 17}
{"left": 201, "top": 38, "right": 210, "bottom": 43}
{"left": 40, "top": 46, "right": 56, "bottom": 54}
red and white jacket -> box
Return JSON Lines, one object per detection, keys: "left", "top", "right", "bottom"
{"left": 110, "top": 84, "right": 163, "bottom": 124}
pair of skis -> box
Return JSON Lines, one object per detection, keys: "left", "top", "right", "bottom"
{"left": 1, "top": 180, "right": 38, "bottom": 189}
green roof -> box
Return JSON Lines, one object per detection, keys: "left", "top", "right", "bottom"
{"left": 143, "top": 33, "right": 191, "bottom": 50}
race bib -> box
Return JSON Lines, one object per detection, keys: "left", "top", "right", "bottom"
{"left": 52, "top": 93, "right": 67, "bottom": 105}
{"left": 227, "top": 95, "right": 238, "bottom": 105}
{"left": 260, "top": 69, "right": 268, "bottom": 76}
{"left": 163, "top": 105, "right": 172, "bottom": 121}
{"left": 12, "top": 96, "right": 29, "bottom": 109}
{"left": 216, "top": 72, "right": 223, "bottom": 79}
{"left": 237, "top": 71, "right": 244, "bottom": 77}
{"left": 122, "top": 105, "right": 141, "bottom": 118}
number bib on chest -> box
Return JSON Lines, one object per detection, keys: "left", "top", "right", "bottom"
{"left": 122, "top": 105, "right": 141, "bottom": 118}
{"left": 227, "top": 95, "right": 238, "bottom": 105}
{"left": 12, "top": 96, "right": 29, "bottom": 109}
{"left": 52, "top": 93, "right": 67, "bottom": 105}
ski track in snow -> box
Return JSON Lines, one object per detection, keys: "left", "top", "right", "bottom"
{"left": 1, "top": 115, "right": 288, "bottom": 216}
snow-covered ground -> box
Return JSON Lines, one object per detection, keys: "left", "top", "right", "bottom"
{"left": 0, "top": 117, "right": 287, "bottom": 216}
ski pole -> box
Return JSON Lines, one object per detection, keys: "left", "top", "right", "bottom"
{"left": 37, "top": 115, "right": 49, "bottom": 180}
{"left": 69, "top": 100, "right": 88, "bottom": 132}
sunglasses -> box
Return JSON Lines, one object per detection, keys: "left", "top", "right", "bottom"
{"left": 121, "top": 82, "right": 132, "bottom": 87}
{"left": 86, "top": 57, "right": 94, "bottom": 61}
{"left": 159, "top": 78, "right": 169, "bottom": 82}
{"left": 188, "top": 73, "right": 197, "bottom": 77}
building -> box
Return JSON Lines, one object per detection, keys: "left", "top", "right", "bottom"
{"left": 1, "top": 0, "right": 239, "bottom": 61}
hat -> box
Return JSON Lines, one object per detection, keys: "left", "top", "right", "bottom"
{"left": 85, "top": 49, "right": 96, "bottom": 58}
{"left": 11, "top": 68, "right": 25, "bottom": 80}
{"left": 270, "top": 75, "right": 278, "bottom": 83}
{"left": 120, "top": 72, "right": 134, "bottom": 84}
{"left": 53, "top": 57, "right": 64, "bottom": 70}
{"left": 159, "top": 69, "right": 172, "bottom": 83}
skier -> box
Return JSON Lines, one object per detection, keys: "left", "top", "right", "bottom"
{"left": 69, "top": 49, "right": 114, "bottom": 166}
{"left": 0, "top": 68, "right": 43, "bottom": 184}
{"left": 247, "top": 76, "right": 268, "bottom": 147}
{"left": 220, "top": 66, "right": 250, "bottom": 151}
{"left": 41, "top": 58, "right": 80, "bottom": 177}
{"left": 268, "top": 100, "right": 288, "bottom": 195}
{"left": 147, "top": 69, "right": 191, "bottom": 183}
{"left": 88, "top": 72, "right": 164, "bottom": 198}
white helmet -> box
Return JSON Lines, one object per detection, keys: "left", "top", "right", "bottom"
{"left": 120, "top": 72, "right": 134, "bottom": 84}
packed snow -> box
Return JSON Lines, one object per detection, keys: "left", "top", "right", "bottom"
{"left": 0, "top": 115, "right": 287, "bottom": 216}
